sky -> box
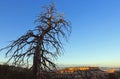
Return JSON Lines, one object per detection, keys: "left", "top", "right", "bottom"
{"left": 0, "top": 0, "right": 120, "bottom": 67}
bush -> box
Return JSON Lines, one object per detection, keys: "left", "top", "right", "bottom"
{"left": 0, "top": 64, "right": 33, "bottom": 79}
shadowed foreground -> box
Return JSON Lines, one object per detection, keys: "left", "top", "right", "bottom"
{"left": 0, "top": 64, "right": 33, "bottom": 79}
{"left": 0, "top": 64, "right": 119, "bottom": 79}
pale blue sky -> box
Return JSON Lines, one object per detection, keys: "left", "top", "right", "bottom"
{"left": 0, "top": 0, "right": 120, "bottom": 67}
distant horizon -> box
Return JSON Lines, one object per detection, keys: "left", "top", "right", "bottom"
{"left": 0, "top": 61, "right": 120, "bottom": 68}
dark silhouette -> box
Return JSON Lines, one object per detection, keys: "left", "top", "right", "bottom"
{"left": 0, "top": 64, "right": 33, "bottom": 79}
{"left": 0, "top": 3, "right": 71, "bottom": 79}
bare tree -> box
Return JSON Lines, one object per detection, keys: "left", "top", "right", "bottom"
{"left": 0, "top": 3, "right": 71, "bottom": 79}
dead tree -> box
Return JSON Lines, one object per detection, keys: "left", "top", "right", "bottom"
{"left": 0, "top": 3, "right": 71, "bottom": 79}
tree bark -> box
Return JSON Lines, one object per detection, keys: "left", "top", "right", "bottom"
{"left": 33, "top": 45, "right": 40, "bottom": 79}
{"left": 33, "top": 36, "right": 43, "bottom": 79}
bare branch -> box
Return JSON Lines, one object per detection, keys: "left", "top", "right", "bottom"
{"left": 0, "top": 2, "right": 71, "bottom": 79}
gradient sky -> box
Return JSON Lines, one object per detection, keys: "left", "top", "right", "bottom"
{"left": 0, "top": 0, "right": 120, "bottom": 67}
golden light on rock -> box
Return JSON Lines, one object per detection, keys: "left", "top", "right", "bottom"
{"left": 107, "top": 68, "right": 115, "bottom": 73}
{"left": 58, "top": 67, "right": 97, "bottom": 73}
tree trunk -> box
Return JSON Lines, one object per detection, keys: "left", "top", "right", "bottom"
{"left": 33, "top": 36, "right": 43, "bottom": 79}
{"left": 33, "top": 45, "right": 40, "bottom": 79}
